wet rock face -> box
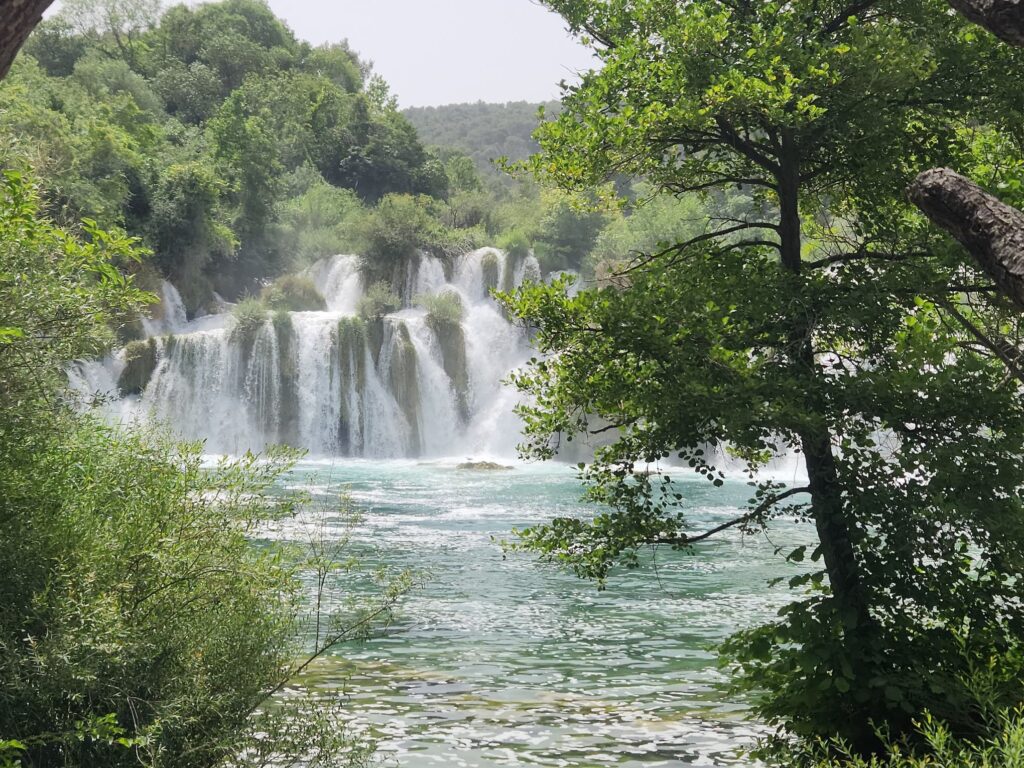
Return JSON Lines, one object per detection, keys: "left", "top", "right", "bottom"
{"left": 481, "top": 252, "right": 500, "bottom": 294}
{"left": 334, "top": 317, "right": 368, "bottom": 453}
{"left": 387, "top": 322, "right": 422, "bottom": 456}
{"left": 118, "top": 338, "right": 159, "bottom": 395}
{"left": 428, "top": 316, "right": 470, "bottom": 424}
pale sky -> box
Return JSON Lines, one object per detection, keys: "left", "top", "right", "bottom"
{"left": 46, "top": 0, "right": 597, "bottom": 107}
{"left": 269, "top": 0, "right": 596, "bottom": 107}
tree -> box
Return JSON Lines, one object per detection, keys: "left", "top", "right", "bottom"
{"left": 59, "top": 0, "right": 161, "bottom": 66}
{"left": 503, "top": 0, "right": 1024, "bottom": 752}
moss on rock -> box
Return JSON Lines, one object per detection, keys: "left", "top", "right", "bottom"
{"left": 261, "top": 274, "right": 326, "bottom": 311}
{"left": 334, "top": 317, "right": 368, "bottom": 454}
{"left": 456, "top": 461, "right": 513, "bottom": 471}
{"left": 273, "top": 312, "right": 300, "bottom": 447}
{"left": 388, "top": 321, "right": 421, "bottom": 455}
{"left": 428, "top": 315, "right": 470, "bottom": 424}
{"left": 481, "top": 251, "right": 500, "bottom": 294}
{"left": 118, "top": 338, "right": 159, "bottom": 395}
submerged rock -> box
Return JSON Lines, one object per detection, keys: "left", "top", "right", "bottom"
{"left": 456, "top": 460, "right": 514, "bottom": 471}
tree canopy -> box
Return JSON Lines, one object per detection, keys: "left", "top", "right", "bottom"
{"left": 503, "top": 0, "right": 1024, "bottom": 753}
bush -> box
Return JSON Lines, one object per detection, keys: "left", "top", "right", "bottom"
{"left": 357, "top": 194, "right": 480, "bottom": 281}
{"left": 0, "top": 420, "right": 387, "bottom": 768}
{"left": 260, "top": 274, "right": 326, "bottom": 311}
{"left": 777, "top": 708, "right": 1024, "bottom": 768}
{"left": 356, "top": 280, "right": 400, "bottom": 320}
{"left": 497, "top": 227, "right": 532, "bottom": 260}
{"left": 0, "top": 169, "right": 401, "bottom": 768}
{"left": 416, "top": 290, "right": 464, "bottom": 327}
{"left": 231, "top": 296, "right": 269, "bottom": 340}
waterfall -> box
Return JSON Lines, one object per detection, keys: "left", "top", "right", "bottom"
{"left": 307, "top": 254, "right": 363, "bottom": 313}
{"left": 141, "top": 280, "right": 188, "bottom": 337}
{"left": 80, "top": 248, "right": 540, "bottom": 458}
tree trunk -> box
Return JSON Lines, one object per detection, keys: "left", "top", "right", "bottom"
{"left": 909, "top": 167, "right": 1024, "bottom": 311}
{"left": 777, "top": 131, "right": 870, "bottom": 627}
{"left": 947, "top": 0, "right": 1024, "bottom": 45}
{"left": 0, "top": 0, "right": 54, "bottom": 80}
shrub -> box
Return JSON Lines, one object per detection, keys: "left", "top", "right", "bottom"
{"left": 416, "top": 290, "right": 464, "bottom": 327}
{"left": 231, "top": 296, "right": 269, "bottom": 340}
{"left": 359, "top": 194, "right": 438, "bottom": 266}
{"left": 357, "top": 194, "right": 476, "bottom": 281}
{"left": 497, "top": 227, "right": 532, "bottom": 260}
{"left": 260, "top": 274, "right": 326, "bottom": 311}
{"left": 0, "top": 420, "right": 388, "bottom": 768}
{"left": 776, "top": 708, "right": 1024, "bottom": 768}
{"left": 356, "top": 280, "right": 400, "bottom": 320}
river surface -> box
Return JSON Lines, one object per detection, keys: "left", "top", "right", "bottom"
{"left": 266, "top": 459, "right": 809, "bottom": 767}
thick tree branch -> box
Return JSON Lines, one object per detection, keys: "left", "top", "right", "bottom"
{"left": 0, "top": 0, "right": 54, "bottom": 80}
{"left": 948, "top": 0, "right": 1024, "bottom": 45}
{"left": 715, "top": 117, "right": 780, "bottom": 173}
{"left": 909, "top": 168, "right": 1024, "bottom": 310}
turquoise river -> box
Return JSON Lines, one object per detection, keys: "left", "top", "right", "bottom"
{"left": 262, "top": 459, "right": 812, "bottom": 768}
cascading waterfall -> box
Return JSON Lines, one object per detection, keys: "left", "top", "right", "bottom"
{"left": 82, "top": 248, "right": 541, "bottom": 458}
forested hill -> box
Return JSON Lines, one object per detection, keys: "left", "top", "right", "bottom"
{"left": 6, "top": 0, "right": 691, "bottom": 327}
{"left": 3, "top": 0, "right": 453, "bottom": 314}
{"left": 403, "top": 101, "right": 560, "bottom": 177}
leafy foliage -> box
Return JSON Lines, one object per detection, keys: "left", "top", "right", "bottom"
{"left": 356, "top": 280, "right": 401, "bottom": 321}
{"left": 260, "top": 274, "right": 326, "bottom": 312}
{"left": 230, "top": 296, "right": 269, "bottom": 341}
{"left": 5, "top": 0, "right": 446, "bottom": 310}
{"left": 416, "top": 289, "right": 465, "bottom": 327}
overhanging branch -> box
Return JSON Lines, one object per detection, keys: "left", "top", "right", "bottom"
{"left": 653, "top": 485, "right": 811, "bottom": 546}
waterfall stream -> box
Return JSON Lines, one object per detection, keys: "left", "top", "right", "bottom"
{"left": 77, "top": 249, "right": 541, "bottom": 459}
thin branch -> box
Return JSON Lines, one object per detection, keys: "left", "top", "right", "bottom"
{"left": 805, "top": 250, "right": 915, "bottom": 269}
{"left": 935, "top": 298, "right": 1024, "bottom": 385}
{"left": 653, "top": 486, "right": 811, "bottom": 546}
{"left": 820, "top": 0, "right": 879, "bottom": 36}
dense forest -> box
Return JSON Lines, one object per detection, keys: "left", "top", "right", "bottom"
{"left": 4, "top": 0, "right": 1024, "bottom": 766}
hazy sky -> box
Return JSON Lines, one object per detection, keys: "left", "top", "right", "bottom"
{"left": 47, "top": 0, "right": 597, "bottom": 107}
{"left": 267, "top": 0, "right": 597, "bottom": 108}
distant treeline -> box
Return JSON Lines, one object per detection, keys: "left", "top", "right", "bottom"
{"left": 404, "top": 100, "right": 561, "bottom": 178}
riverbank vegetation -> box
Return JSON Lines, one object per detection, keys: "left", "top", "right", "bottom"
{"left": 0, "top": 170, "right": 402, "bottom": 767}
{"left": 1, "top": 0, "right": 729, "bottom": 329}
